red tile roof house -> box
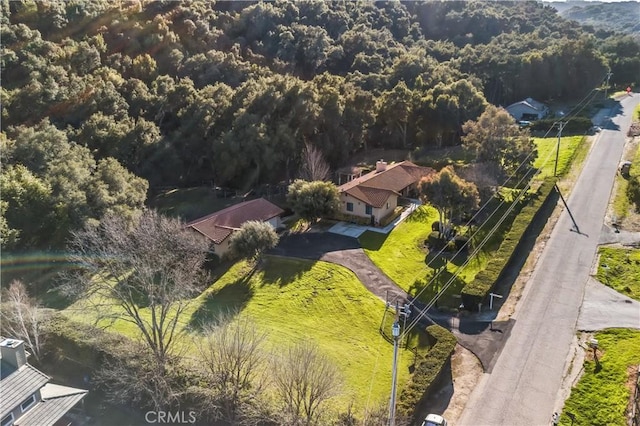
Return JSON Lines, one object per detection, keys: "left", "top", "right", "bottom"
{"left": 337, "top": 160, "right": 435, "bottom": 226}
{"left": 186, "top": 198, "right": 285, "bottom": 258}
{"left": 0, "top": 338, "right": 88, "bottom": 426}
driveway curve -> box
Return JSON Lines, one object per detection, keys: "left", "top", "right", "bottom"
{"left": 270, "top": 233, "right": 411, "bottom": 304}
{"left": 271, "top": 233, "right": 513, "bottom": 373}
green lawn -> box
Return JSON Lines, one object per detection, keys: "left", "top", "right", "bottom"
{"left": 560, "top": 329, "right": 640, "bottom": 426}
{"left": 534, "top": 136, "right": 585, "bottom": 178}
{"left": 360, "top": 205, "right": 493, "bottom": 307}
{"left": 597, "top": 247, "right": 640, "bottom": 301}
{"left": 64, "top": 257, "right": 430, "bottom": 417}
{"left": 612, "top": 139, "right": 640, "bottom": 221}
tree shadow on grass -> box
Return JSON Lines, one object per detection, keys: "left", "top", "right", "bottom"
{"left": 425, "top": 251, "right": 447, "bottom": 270}
{"left": 358, "top": 231, "right": 389, "bottom": 251}
{"left": 188, "top": 272, "right": 255, "bottom": 332}
{"left": 409, "top": 268, "right": 467, "bottom": 309}
{"left": 259, "top": 256, "right": 314, "bottom": 287}
{"left": 404, "top": 206, "right": 431, "bottom": 223}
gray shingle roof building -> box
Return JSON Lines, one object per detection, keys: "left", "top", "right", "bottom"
{"left": 0, "top": 339, "right": 88, "bottom": 426}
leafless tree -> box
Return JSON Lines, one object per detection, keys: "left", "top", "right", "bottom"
{"left": 0, "top": 280, "right": 49, "bottom": 362}
{"left": 195, "top": 312, "right": 269, "bottom": 425}
{"left": 299, "top": 142, "right": 331, "bottom": 182}
{"left": 94, "top": 344, "right": 181, "bottom": 411}
{"left": 63, "top": 210, "right": 209, "bottom": 365}
{"left": 271, "top": 340, "right": 342, "bottom": 426}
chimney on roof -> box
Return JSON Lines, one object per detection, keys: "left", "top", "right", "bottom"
{"left": 0, "top": 338, "right": 27, "bottom": 369}
{"left": 376, "top": 160, "right": 387, "bottom": 173}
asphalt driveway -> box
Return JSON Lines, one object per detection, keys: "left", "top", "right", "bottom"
{"left": 271, "top": 232, "right": 514, "bottom": 374}
{"left": 269, "top": 233, "right": 411, "bottom": 304}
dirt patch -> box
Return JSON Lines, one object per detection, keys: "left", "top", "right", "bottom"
{"left": 441, "top": 344, "right": 483, "bottom": 424}
{"left": 554, "top": 333, "right": 589, "bottom": 414}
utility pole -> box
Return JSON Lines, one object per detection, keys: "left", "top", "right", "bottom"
{"left": 388, "top": 301, "right": 400, "bottom": 426}
{"left": 554, "top": 121, "right": 565, "bottom": 177}
{"left": 604, "top": 72, "right": 613, "bottom": 99}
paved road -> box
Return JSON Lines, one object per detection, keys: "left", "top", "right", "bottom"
{"left": 577, "top": 277, "right": 640, "bottom": 331}
{"left": 458, "top": 94, "right": 640, "bottom": 426}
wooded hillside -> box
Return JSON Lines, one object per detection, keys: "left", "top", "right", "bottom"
{"left": 2, "top": 0, "right": 639, "bottom": 251}
{"left": 551, "top": 1, "right": 640, "bottom": 37}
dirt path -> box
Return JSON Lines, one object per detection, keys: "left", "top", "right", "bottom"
{"left": 442, "top": 345, "right": 484, "bottom": 424}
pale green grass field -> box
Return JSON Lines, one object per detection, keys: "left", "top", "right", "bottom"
{"left": 64, "top": 257, "right": 429, "bottom": 416}
{"left": 360, "top": 205, "right": 489, "bottom": 307}
{"left": 533, "top": 135, "right": 585, "bottom": 178}
{"left": 560, "top": 329, "right": 640, "bottom": 426}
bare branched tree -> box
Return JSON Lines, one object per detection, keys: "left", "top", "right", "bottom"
{"left": 63, "top": 210, "right": 209, "bottom": 365}
{"left": 271, "top": 340, "right": 342, "bottom": 426}
{"left": 195, "top": 312, "right": 269, "bottom": 425}
{"left": 0, "top": 280, "right": 49, "bottom": 362}
{"left": 299, "top": 142, "right": 330, "bottom": 182}
{"left": 94, "top": 344, "right": 181, "bottom": 411}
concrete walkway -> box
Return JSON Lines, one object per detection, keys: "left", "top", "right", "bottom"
{"left": 577, "top": 277, "right": 640, "bottom": 331}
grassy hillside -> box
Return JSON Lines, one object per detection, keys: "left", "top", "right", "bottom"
{"left": 560, "top": 329, "right": 640, "bottom": 426}
{"left": 64, "top": 257, "right": 431, "bottom": 416}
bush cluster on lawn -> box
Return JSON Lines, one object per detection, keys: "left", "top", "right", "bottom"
{"left": 397, "top": 324, "right": 457, "bottom": 420}
{"left": 461, "top": 177, "right": 557, "bottom": 309}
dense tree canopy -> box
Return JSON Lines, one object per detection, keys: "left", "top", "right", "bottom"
{"left": 419, "top": 166, "right": 480, "bottom": 238}
{"left": 462, "top": 105, "right": 538, "bottom": 181}
{"left": 286, "top": 180, "right": 341, "bottom": 222}
{"left": 1, "top": 0, "right": 638, "bottom": 253}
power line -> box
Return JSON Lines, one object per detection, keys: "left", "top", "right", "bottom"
{"left": 399, "top": 72, "right": 611, "bottom": 336}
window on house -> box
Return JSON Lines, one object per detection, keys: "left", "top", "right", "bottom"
{"left": 365, "top": 205, "right": 373, "bottom": 215}
{"left": 386, "top": 202, "right": 389, "bottom": 209}
{"left": 20, "top": 394, "right": 36, "bottom": 412}
{"left": 1, "top": 413, "right": 14, "bottom": 426}
{"left": 346, "top": 202, "right": 354, "bottom": 212}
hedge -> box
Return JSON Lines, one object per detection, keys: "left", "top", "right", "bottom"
{"left": 460, "top": 177, "right": 557, "bottom": 309}
{"left": 530, "top": 117, "right": 592, "bottom": 134}
{"left": 397, "top": 324, "right": 457, "bottom": 419}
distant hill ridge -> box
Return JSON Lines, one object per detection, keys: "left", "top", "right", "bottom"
{"left": 544, "top": 1, "right": 640, "bottom": 36}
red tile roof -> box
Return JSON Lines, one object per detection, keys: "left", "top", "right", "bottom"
{"left": 338, "top": 161, "right": 434, "bottom": 207}
{"left": 186, "top": 198, "right": 284, "bottom": 244}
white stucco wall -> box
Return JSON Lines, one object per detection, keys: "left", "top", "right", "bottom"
{"left": 339, "top": 193, "right": 396, "bottom": 224}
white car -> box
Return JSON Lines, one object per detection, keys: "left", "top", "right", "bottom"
{"left": 421, "top": 413, "right": 448, "bottom": 426}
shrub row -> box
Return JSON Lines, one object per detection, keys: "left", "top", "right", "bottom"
{"left": 530, "top": 116, "right": 592, "bottom": 134}
{"left": 331, "top": 211, "right": 371, "bottom": 226}
{"left": 460, "top": 177, "right": 557, "bottom": 309}
{"left": 397, "top": 324, "right": 457, "bottom": 419}
{"left": 380, "top": 206, "right": 404, "bottom": 227}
